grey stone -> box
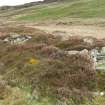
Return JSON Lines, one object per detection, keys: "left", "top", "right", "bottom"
{"left": 101, "top": 47, "right": 105, "bottom": 55}
{"left": 3, "top": 34, "right": 32, "bottom": 44}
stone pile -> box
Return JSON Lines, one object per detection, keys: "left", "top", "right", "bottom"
{"left": 3, "top": 34, "right": 32, "bottom": 44}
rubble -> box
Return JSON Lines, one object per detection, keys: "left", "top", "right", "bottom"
{"left": 3, "top": 33, "right": 32, "bottom": 44}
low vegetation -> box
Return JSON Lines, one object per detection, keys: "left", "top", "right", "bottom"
{"left": 0, "top": 26, "right": 104, "bottom": 105}
{"left": 0, "top": 0, "right": 105, "bottom": 105}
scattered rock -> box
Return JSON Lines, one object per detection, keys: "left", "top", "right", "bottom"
{"left": 3, "top": 33, "right": 32, "bottom": 44}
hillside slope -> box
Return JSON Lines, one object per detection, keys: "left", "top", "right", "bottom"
{"left": 0, "top": 0, "right": 105, "bottom": 21}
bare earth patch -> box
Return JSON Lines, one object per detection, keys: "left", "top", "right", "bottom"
{"left": 28, "top": 24, "right": 105, "bottom": 39}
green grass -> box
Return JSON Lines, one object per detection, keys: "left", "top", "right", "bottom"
{"left": 1, "top": 0, "right": 105, "bottom": 21}
{"left": 96, "top": 63, "right": 105, "bottom": 68}
{"left": 1, "top": 85, "right": 105, "bottom": 105}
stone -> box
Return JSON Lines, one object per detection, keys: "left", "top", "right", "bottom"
{"left": 101, "top": 47, "right": 105, "bottom": 55}
{"left": 79, "top": 49, "right": 89, "bottom": 55}
{"left": 83, "top": 37, "right": 94, "bottom": 45}
{"left": 67, "top": 50, "right": 79, "bottom": 55}
{"left": 3, "top": 34, "right": 32, "bottom": 44}
{"left": 67, "top": 49, "right": 89, "bottom": 55}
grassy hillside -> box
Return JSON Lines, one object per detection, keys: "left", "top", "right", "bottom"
{"left": 0, "top": 0, "right": 105, "bottom": 21}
